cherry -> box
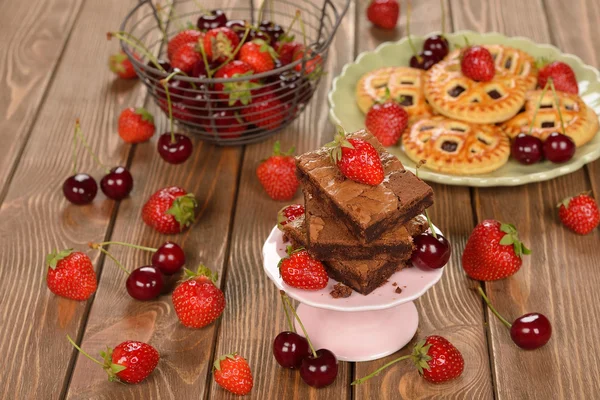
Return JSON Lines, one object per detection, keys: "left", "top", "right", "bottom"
{"left": 63, "top": 173, "right": 98, "bottom": 205}
{"left": 201, "top": 109, "right": 245, "bottom": 139}
{"left": 100, "top": 166, "right": 133, "bottom": 200}
{"left": 423, "top": 35, "right": 449, "bottom": 61}
{"left": 266, "top": 70, "right": 311, "bottom": 103}
{"left": 157, "top": 133, "right": 193, "bottom": 164}
{"left": 411, "top": 232, "right": 451, "bottom": 269}
{"left": 478, "top": 287, "right": 552, "bottom": 350}
{"left": 155, "top": 78, "right": 190, "bottom": 102}
{"left": 300, "top": 349, "right": 338, "bottom": 388}
{"left": 146, "top": 59, "right": 172, "bottom": 78}
{"left": 152, "top": 241, "right": 186, "bottom": 275}
{"left": 259, "top": 20, "right": 284, "bottom": 43}
{"left": 273, "top": 331, "right": 310, "bottom": 369}
{"left": 247, "top": 30, "right": 271, "bottom": 44}
{"left": 126, "top": 265, "right": 164, "bottom": 301}
{"left": 409, "top": 51, "right": 437, "bottom": 70}
{"left": 225, "top": 20, "right": 248, "bottom": 41}
{"left": 197, "top": 9, "right": 228, "bottom": 31}
{"left": 543, "top": 132, "right": 575, "bottom": 163}
{"left": 511, "top": 133, "right": 543, "bottom": 165}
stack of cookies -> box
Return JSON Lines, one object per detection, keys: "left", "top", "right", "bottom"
{"left": 281, "top": 130, "right": 434, "bottom": 295}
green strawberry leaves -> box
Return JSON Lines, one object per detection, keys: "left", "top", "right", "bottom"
{"left": 411, "top": 340, "right": 433, "bottom": 375}
{"left": 109, "top": 53, "right": 128, "bottom": 73}
{"left": 272, "top": 140, "right": 295, "bottom": 157}
{"left": 135, "top": 107, "right": 154, "bottom": 124}
{"left": 166, "top": 193, "right": 197, "bottom": 229}
{"left": 213, "top": 352, "right": 238, "bottom": 371}
{"left": 499, "top": 223, "right": 531, "bottom": 258}
{"left": 46, "top": 249, "right": 74, "bottom": 269}
{"left": 100, "top": 347, "right": 127, "bottom": 382}
{"left": 184, "top": 265, "right": 218, "bottom": 283}
{"left": 223, "top": 71, "right": 262, "bottom": 106}
{"left": 325, "top": 125, "right": 354, "bottom": 164}
{"left": 254, "top": 39, "right": 279, "bottom": 60}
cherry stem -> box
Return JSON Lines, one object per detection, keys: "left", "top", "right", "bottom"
{"left": 161, "top": 70, "right": 183, "bottom": 142}
{"left": 66, "top": 334, "right": 104, "bottom": 367}
{"left": 94, "top": 241, "right": 157, "bottom": 253}
{"left": 351, "top": 354, "right": 412, "bottom": 385}
{"left": 71, "top": 121, "right": 79, "bottom": 175}
{"left": 548, "top": 78, "right": 567, "bottom": 136}
{"left": 279, "top": 290, "right": 295, "bottom": 333}
{"left": 527, "top": 79, "right": 551, "bottom": 136}
{"left": 75, "top": 119, "right": 109, "bottom": 173}
{"left": 406, "top": 0, "right": 421, "bottom": 61}
{"left": 210, "top": 26, "right": 251, "bottom": 76}
{"left": 89, "top": 243, "right": 130, "bottom": 275}
{"left": 257, "top": 0, "right": 267, "bottom": 24}
{"left": 424, "top": 209, "right": 438, "bottom": 239}
{"left": 477, "top": 286, "right": 512, "bottom": 329}
{"left": 108, "top": 31, "right": 165, "bottom": 72}
{"left": 282, "top": 292, "right": 317, "bottom": 358}
{"left": 440, "top": 0, "right": 446, "bottom": 35}
{"left": 283, "top": 10, "right": 301, "bottom": 40}
{"left": 298, "top": 11, "right": 308, "bottom": 48}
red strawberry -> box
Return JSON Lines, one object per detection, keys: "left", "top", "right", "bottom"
{"left": 46, "top": 250, "right": 97, "bottom": 300}
{"left": 172, "top": 266, "right": 226, "bottom": 328}
{"left": 278, "top": 247, "right": 329, "bottom": 290}
{"left": 118, "top": 107, "right": 155, "bottom": 143}
{"left": 558, "top": 193, "right": 599, "bottom": 235}
{"left": 67, "top": 335, "right": 159, "bottom": 384}
{"left": 242, "top": 88, "right": 287, "bottom": 130}
{"left": 538, "top": 61, "right": 578, "bottom": 94}
{"left": 461, "top": 46, "right": 495, "bottom": 82}
{"left": 167, "top": 29, "right": 203, "bottom": 60}
{"left": 327, "top": 126, "right": 384, "bottom": 185}
{"left": 256, "top": 141, "right": 299, "bottom": 201}
{"left": 213, "top": 353, "right": 253, "bottom": 396}
{"left": 365, "top": 102, "right": 409, "bottom": 146}
{"left": 141, "top": 186, "right": 197, "bottom": 234}
{"left": 413, "top": 336, "right": 464, "bottom": 383}
{"left": 203, "top": 27, "right": 240, "bottom": 63}
{"left": 171, "top": 42, "right": 201, "bottom": 74}
{"left": 214, "top": 60, "right": 260, "bottom": 106}
{"left": 277, "top": 204, "right": 305, "bottom": 229}
{"left": 292, "top": 47, "right": 322, "bottom": 75}
{"left": 462, "top": 220, "right": 531, "bottom": 281}
{"left": 240, "top": 40, "right": 276, "bottom": 73}
{"left": 367, "top": 0, "right": 400, "bottom": 30}
{"left": 275, "top": 41, "right": 303, "bottom": 65}
{"left": 109, "top": 51, "right": 139, "bottom": 79}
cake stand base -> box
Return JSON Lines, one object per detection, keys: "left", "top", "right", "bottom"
{"left": 295, "top": 301, "right": 419, "bottom": 362}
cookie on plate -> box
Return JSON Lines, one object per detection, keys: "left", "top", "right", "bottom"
{"left": 402, "top": 115, "right": 510, "bottom": 175}
{"left": 424, "top": 45, "right": 538, "bottom": 124}
{"left": 501, "top": 90, "right": 599, "bottom": 147}
{"left": 355, "top": 66, "right": 434, "bottom": 119}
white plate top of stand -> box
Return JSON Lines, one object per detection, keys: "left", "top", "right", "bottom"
{"left": 262, "top": 225, "right": 445, "bottom": 312}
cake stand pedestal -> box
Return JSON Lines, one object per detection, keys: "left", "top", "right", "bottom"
{"left": 263, "top": 225, "right": 445, "bottom": 362}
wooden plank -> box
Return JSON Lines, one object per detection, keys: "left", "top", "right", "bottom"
{"left": 0, "top": 0, "right": 152, "bottom": 398}
{"left": 451, "top": 1, "right": 600, "bottom": 399}
{"left": 0, "top": 0, "right": 84, "bottom": 201}
{"left": 352, "top": 1, "right": 494, "bottom": 399}
{"left": 207, "top": 0, "right": 357, "bottom": 398}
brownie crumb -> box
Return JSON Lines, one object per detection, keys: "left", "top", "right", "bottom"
{"left": 392, "top": 282, "right": 398, "bottom": 286}
{"left": 395, "top": 287, "right": 403, "bottom": 294}
{"left": 330, "top": 283, "right": 352, "bottom": 298}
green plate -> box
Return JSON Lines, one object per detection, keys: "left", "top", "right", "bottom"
{"left": 328, "top": 31, "right": 600, "bottom": 187}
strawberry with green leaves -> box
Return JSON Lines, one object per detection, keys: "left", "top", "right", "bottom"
{"left": 213, "top": 353, "right": 253, "bottom": 395}
{"left": 538, "top": 60, "right": 578, "bottom": 94}
{"left": 46, "top": 249, "right": 97, "bottom": 300}
{"left": 167, "top": 29, "right": 203, "bottom": 60}
{"left": 241, "top": 88, "right": 287, "bottom": 130}
{"left": 141, "top": 186, "right": 197, "bottom": 234}
{"left": 109, "top": 51, "right": 139, "bottom": 79}
{"left": 278, "top": 246, "right": 329, "bottom": 290}
{"left": 240, "top": 39, "right": 277, "bottom": 73}
{"left": 256, "top": 141, "right": 299, "bottom": 201}
{"left": 558, "top": 193, "right": 599, "bottom": 235}
{"left": 462, "top": 220, "right": 531, "bottom": 281}
{"left": 203, "top": 27, "right": 240, "bottom": 63}
{"left": 275, "top": 41, "right": 303, "bottom": 65}
{"left": 118, "top": 107, "right": 155, "bottom": 144}
{"left": 171, "top": 42, "right": 201, "bottom": 74}
{"left": 214, "top": 60, "right": 260, "bottom": 106}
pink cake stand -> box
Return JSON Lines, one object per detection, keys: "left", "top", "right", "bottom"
{"left": 262, "top": 225, "right": 444, "bottom": 362}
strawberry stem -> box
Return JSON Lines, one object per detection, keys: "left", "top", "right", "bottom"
{"left": 279, "top": 290, "right": 295, "bottom": 333}
{"left": 477, "top": 286, "right": 512, "bottom": 329}
{"left": 108, "top": 31, "right": 165, "bottom": 72}
{"left": 548, "top": 78, "right": 567, "bottom": 136}
{"left": 282, "top": 292, "right": 317, "bottom": 358}
{"left": 75, "top": 119, "right": 109, "bottom": 174}
{"left": 89, "top": 243, "right": 130, "bottom": 275}
{"left": 527, "top": 80, "right": 551, "bottom": 137}
{"left": 352, "top": 354, "right": 412, "bottom": 385}
{"left": 66, "top": 335, "right": 105, "bottom": 367}
{"left": 94, "top": 241, "right": 157, "bottom": 253}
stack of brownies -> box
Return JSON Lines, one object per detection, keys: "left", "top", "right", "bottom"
{"left": 282, "top": 130, "right": 435, "bottom": 295}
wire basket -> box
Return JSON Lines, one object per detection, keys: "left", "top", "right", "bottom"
{"left": 118, "top": 0, "right": 350, "bottom": 145}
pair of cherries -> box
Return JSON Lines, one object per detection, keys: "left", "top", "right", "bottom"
{"left": 273, "top": 292, "right": 338, "bottom": 388}
{"left": 511, "top": 132, "right": 575, "bottom": 165}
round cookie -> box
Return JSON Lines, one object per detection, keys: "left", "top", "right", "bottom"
{"left": 423, "top": 45, "right": 538, "bottom": 124}
{"left": 402, "top": 116, "right": 510, "bottom": 175}
{"left": 355, "top": 66, "right": 434, "bottom": 119}
{"left": 501, "top": 90, "right": 599, "bottom": 147}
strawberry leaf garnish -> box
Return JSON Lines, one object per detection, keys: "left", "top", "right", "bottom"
{"left": 213, "top": 352, "right": 238, "bottom": 371}
{"left": 499, "top": 223, "right": 531, "bottom": 257}
{"left": 135, "top": 107, "right": 154, "bottom": 124}
{"left": 166, "top": 193, "right": 197, "bottom": 229}
{"left": 46, "top": 249, "right": 74, "bottom": 269}
{"left": 222, "top": 71, "right": 262, "bottom": 106}
{"left": 100, "top": 347, "right": 127, "bottom": 382}
{"left": 325, "top": 125, "right": 354, "bottom": 164}
{"left": 411, "top": 340, "right": 433, "bottom": 375}
{"left": 184, "top": 265, "right": 218, "bottom": 282}
{"left": 254, "top": 39, "right": 279, "bottom": 60}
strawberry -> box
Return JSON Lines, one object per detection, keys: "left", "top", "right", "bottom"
{"left": 214, "top": 60, "right": 260, "bottom": 106}
{"left": 277, "top": 204, "right": 305, "bottom": 229}
{"left": 172, "top": 266, "right": 225, "bottom": 328}
{"left": 46, "top": 249, "right": 97, "bottom": 300}
{"left": 141, "top": 186, "right": 197, "bottom": 234}
{"left": 278, "top": 247, "right": 329, "bottom": 290}
{"left": 292, "top": 47, "right": 322, "bottom": 75}
{"left": 275, "top": 41, "right": 303, "bottom": 65}
{"left": 203, "top": 27, "right": 240, "bottom": 63}
{"left": 67, "top": 335, "right": 159, "bottom": 384}
{"left": 256, "top": 141, "right": 299, "bottom": 201}
{"left": 242, "top": 88, "right": 287, "bottom": 130}
{"left": 538, "top": 61, "right": 578, "bottom": 94}
{"left": 558, "top": 193, "right": 600, "bottom": 235}
{"left": 367, "top": 0, "right": 400, "bottom": 30}
{"left": 461, "top": 46, "right": 495, "bottom": 82}
{"left": 213, "top": 353, "right": 253, "bottom": 396}
{"left": 167, "top": 29, "right": 203, "bottom": 61}
{"left": 462, "top": 220, "right": 531, "bottom": 281}
{"left": 240, "top": 39, "right": 276, "bottom": 73}
{"left": 118, "top": 107, "right": 155, "bottom": 143}
{"left": 109, "top": 51, "right": 139, "bottom": 79}
{"left": 326, "top": 126, "right": 384, "bottom": 186}
{"left": 171, "top": 42, "right": 201, "bottom": 74}
{"left": 365, "top": 102, "right": 409, "bottom": 146}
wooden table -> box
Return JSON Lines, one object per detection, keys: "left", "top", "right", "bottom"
{"left": 2, "top": 0, "right": 599, "bottom": 398}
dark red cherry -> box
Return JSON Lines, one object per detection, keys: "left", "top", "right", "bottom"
{"left": 225, "top": 20, "right": 248, "bottom": 41}
{"left": 247, "top": 30, "right": 271, "bottom": 44}
{"left": 423, "top": 35, "right": 449, "bottom": 60}
{"left": 266, "top": 70, "right": 311, "bottom": 103}
{"left": 510, "top": 313, "right": 552, "bottom": 350}
{"left": 126, "top": 265, "right": 164, "bottom": 301}
{"left": 543, "top": 132, "right": 575, "bottom": 163}
{"left": 273, "top": 331, "right": 311, "bottom": 369}
{"left": 197, "top": 9, "right": 228, "bottom": 31}
{"left": 151, "top": 241, "right": 186, "bottom": 275}
{"left": 410, "top": 54, "right": 426, "bottom": 69}
{"left": 202, "top": 109, "right": 245, "bottom": 139}
{"left": 511, "top": 133, "right": 543, "bottom": 165}
{"left": 300, "top": 349, "right": 338, "bottom": 388}
{"left": 146, "top": 59, "right": 172, "bottom": 79}
{"left": 63, "top": 173, "right": 98, "bottom": 205}
{"left": 100, "top": 166, "right": 133, "bottom": 200}
{"left": 259, "top": 20, "right": 284, "bottom": 43}
{"left": 155, "top": 78, "right": 190, "bottom": 103}
{"left": 409, "top": 51, "right": 437, "bottom": 70}
{"left": 411, "top": 232, "right": 451, "bottom": 269}
{"left": 157, "top": 133, "right": 193, "bottom": 164}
